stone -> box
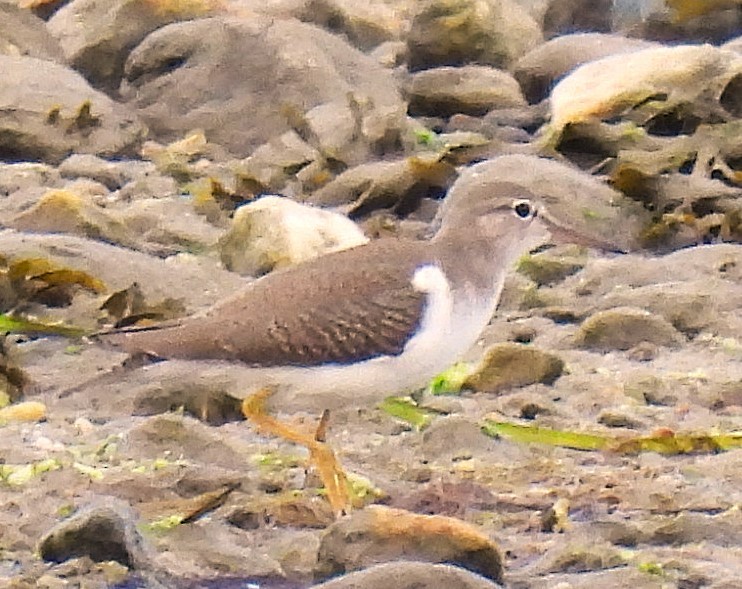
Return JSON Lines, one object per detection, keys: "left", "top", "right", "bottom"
{"left": 305, "top": 155, "right": 455, "bottom": 215}
{"left": 311, "top": 561, "right": 504, "bottom": 589}
{"left": 0, "top": 55, "right": 145, "bottom": 164}
{"left": 10, "top": 189, "right": 133, "bottom": 247}
{"left": 407, "top": 0, "right": 543, "bottom": 71}
{"left": 542, "top": 0, "right": 612, "bottom": 37}
{"left": 407, "top": 65, "right": 526, "bottom": 117}
{"left": 513, "top": 33, "right": 658, "bottom": 104}
{"left": 38, "top": 499, "right": 148, "bottom": 567}
{"left": 58, "top": 154, "right": 150, "bottom": 191}
{"left": 421, "top": 416, "right": 495, "bottom": 461}
{"left": 47, "top": 0, "right": 221, "bottom": 92}
{"left": 292, "top": 0, "right": 404, "bottom": 51}
{"left": 121, "top": 16, "right": 406, "bottom": 162}
{"left": 574, "top": 307, "right": 683, "bottom": 352}
{"left": 516, "top": 246, "right": 586, "bottom": 286}
{"left": 218, "top": 196, "right": 369, "bottom": 276}
{"left": 0, "top": 1, "right": 64, "bottom": 62}
{"left": 316, "top": 505, "right": 504, "bottom": 583}
{"left": 549, "top": 44, "right": 742, "bottom": 135}
{"left": 463, "top": 343, "right": 564, "bottom": 393}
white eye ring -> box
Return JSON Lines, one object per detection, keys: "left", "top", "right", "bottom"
{"left": 513, "top": 199, "right": 535, "bottom": 220}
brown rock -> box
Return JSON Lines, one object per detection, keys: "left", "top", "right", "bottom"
{"left": 464, "top": 343, "right": 564, "bottom": 393}
{"left": 316, "top": 505, "right": 504, "bottom": 583}
{"left": 407, "top": 66, "right": 526, "bottom": 117}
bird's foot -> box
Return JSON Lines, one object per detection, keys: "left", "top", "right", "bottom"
{"left": 241, "top": 387, "right": 351, "bottom": 517}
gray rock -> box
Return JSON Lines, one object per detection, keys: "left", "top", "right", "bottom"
{"left": 553, "top": 244, "right": 742, "bottom": 338}
{"left": 407, "top": 0, "right": 543, "bottom": 71}
{"left": 59, "top": 154, "right": 153, "bottom": 191}
{"left": 421, "top": 416, "right": 495, "bottom": 461}
{"left": 38, "top": 498, "right": 148, "bottom": 567}
{"left": 121, "top": 16, "right": 406, "bottom": 162}
{"left": 574, "top": 307, "right": 684, "bottom": 352}
{"left": 311, "top": 561, "right": 504, "bottom": 589}
{"left": 513, "top": 33, "right": 658, "bottom": 103}
{"left": 0, "top": 55, "right": 145, "bottom": 164}
{"left": 316, "top": 505, "right": 504, "bottom": 583}
{"left": 0, "top": 231, "right": 246, "bottom": 312}
{"left": 235, "top": 0, "right": 404, "bottom": 51}
{"left": 407, "top": 65, "right": 526, "bottom": 117}
{"left": 47, "top": 0, "right": 219, "bottom": 92}
{"left": 0, "top": 1, "right": 64, "bottom": 62}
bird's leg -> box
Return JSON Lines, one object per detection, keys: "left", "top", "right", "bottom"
{"left": 241, "top": 387, "right": 350, "bottom": 516}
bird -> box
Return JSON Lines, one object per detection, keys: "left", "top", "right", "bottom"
{"left": 94, "top": 159, "right": 615, "bottom": 512}
{"left": 96, "top": 161, "right": 611, "bottom": 412}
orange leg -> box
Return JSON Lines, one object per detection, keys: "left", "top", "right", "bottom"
{"left": 241, "top": 388, "right": 350, "bottom": 516}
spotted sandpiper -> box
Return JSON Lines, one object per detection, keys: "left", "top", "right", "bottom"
{"left": 97, "top": 160, "right": 607, "bottom": 411}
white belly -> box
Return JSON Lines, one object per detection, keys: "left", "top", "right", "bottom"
{"left": 245, "top": 264, "right": 503, "bottom": 411}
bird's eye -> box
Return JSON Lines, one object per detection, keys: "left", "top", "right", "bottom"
{"left": 513, "top": 199, "right": 535, "bottom": 219}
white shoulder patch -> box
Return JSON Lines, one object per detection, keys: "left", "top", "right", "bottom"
{"left": 412, "top": 264, "right": 449, "bottom": 295}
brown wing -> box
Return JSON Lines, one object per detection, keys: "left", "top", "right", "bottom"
{"left": 98, "top": 241, "right": 430, "bottom": 367}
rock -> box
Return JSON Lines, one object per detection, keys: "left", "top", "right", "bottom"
{"left": 549, "top": 44, "right": 742, "bottom": 136}
{"left": 407, "top": 0, "right": 543, "bottom": 71}
{"left": 122, "top": 414, "right": 250, "bottom": 471}
{"left": 542, "top": 0, "right": 613, "bottom": 37}
{"left": 10, "top": 189, "right": 133, "bottom": 246}
{"left": 0, "top": 55, "right": 145, "bottom": 164}
{"left": 0, "top": 2, "right": 64, "bottom": 62}
{"left": 440, "top": 154, "right": 648, "bottom": 253}
{"left": 292, "top": 0, "right": 404, "bottom": 51}
{"left": 121, "top": 16, "right": 406, "bottom": 162}
{"left": 724, "top": 35, "right": 742, "bottom": 54}
{"left": 311, "top": 561, "right": 504, "bottom": 589}
{"left": 537, "top": 540, "right": 627, "bottom": 574}
{"left": 463, "top": 343, "right": 564, "bottom": 393}
{"left": 58, "top": 154, "right": 151, "bottom": 191}
{"left": 0, "top": 231, "right": 246, "bottom": 313}
{"left": 38, "top": 498, "right": 148, "bottom": 567}
{"left": 612, "top": 0, "right": 742, "bottom": 44}
{"left": 47, "top": 0, "right": 221, "bottom": 92}
{"left": 421, "top": 416, "right": 495, "bottom": 461}
{"left": 407, "top": 65, "right": 526, "bottom": 117}
{"left": 516, "top": 246, "right": 586, "bottom": 285}
{"left": 370, "top": 40, "right": 408, "bottom": 69}
{"left": 553, "top": 245, "right": 742, "bottom": 339}
{"left": 305, "top": 155, "right": 456, "bottom": 215}
{"left": 316, "top": 505, "right": 504, "bottom": 583}
{"left": 218, "top": 196, "right": 369, "bottom": 277}
{"left": 513, "top": 33, "right": 658, "bottom": 104}
{"left": 574, "top": 307, "right": 684, "bottom": 352}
